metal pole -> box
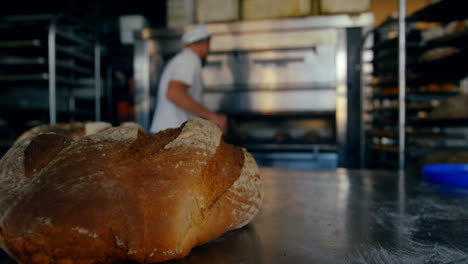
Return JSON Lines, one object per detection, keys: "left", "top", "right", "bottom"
{"left": 48, "top": 21, "right": 56, "bottom": 124}
{"left": 360, "top": 29, "right": 373, "bottom": 169}
{"left": 95, "top": 41, "right": 101, "bottom": 121}
{"left": 336, "top": 29, "right": 348, "bottom": 168}
{"left": 106, "top": 64, "right": 113, "bottom": 123}
{"left": 134, "top": 40, "right": 151, "bottom": 131}
{"left": 69, "top": 88, "right": 75, "bottom": 121}
{"left": 398, "top": 0, "right": 406, "bottom": 171}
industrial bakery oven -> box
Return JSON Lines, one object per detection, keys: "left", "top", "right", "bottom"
{"left": 134, "top": 14, "right": 373, "bottom": 168}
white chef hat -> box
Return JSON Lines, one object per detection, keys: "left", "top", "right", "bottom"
{"left": 182, "top": 24, "right": 210, "bottom": 45}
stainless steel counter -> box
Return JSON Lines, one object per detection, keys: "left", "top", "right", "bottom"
{"left": 169, "top": 168, "right": 468, "bottom": 264}
{"left": 1, "top": 168, "right": 467, "bottom": 264}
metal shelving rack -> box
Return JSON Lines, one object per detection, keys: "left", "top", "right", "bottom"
{"left": 0, "top": 14, "right": 101, "bottom": 153}
{"left": 362, "top": 0, "right": 468, "bottom": 170}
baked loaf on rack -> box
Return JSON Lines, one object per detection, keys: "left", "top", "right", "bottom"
{"left": 0, "top": 117, "right": 263, "bottom": 264}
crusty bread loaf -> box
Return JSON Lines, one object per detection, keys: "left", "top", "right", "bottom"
{"left": 0, "top": 117, "right": 263, "bottom": 264}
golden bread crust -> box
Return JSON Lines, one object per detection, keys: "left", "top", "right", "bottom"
{"left": 0, "top": 118, "right": 263, "bottom": 263}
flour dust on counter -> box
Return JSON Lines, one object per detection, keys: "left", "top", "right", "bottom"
{"left": 346, "top": 181, "right": 468, "bottom": 264}
{"left": 347, "top": 243, "right": 467, "bottom": 264}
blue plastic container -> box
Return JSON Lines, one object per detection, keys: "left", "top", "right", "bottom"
{"left": 422, "top": 164, "right": 468, "bottom": 187}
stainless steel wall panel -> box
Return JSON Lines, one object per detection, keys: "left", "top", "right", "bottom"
{"left": 203, "top": 46, "right": 336, "bottom": 88}
{"left": 202, "top": 53, "right": 234, "bottom": 88}
{"left": 209, "top": 29, "right": 337, "bottom": 52}
{"left": 205, "top": 13, "right": 374, "bottom": 34}
{"left": 203, "top": 89, "right": 336, "bottom": 112}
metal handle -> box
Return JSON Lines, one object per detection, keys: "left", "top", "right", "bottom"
{"left": 205, "top": 61, "right": 223, "bottom": 68}
{"left": 253, "top": 57, "right": 304, "bottom": 66}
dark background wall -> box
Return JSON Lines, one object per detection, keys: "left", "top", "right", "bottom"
{"left": 1, "top": 0, "right": 167, "bottom": 28}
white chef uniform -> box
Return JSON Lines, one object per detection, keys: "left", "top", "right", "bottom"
{"left": 149, "top": 48, "right": 203, "bottom": 133}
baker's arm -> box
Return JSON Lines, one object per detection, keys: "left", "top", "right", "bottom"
{"left": 167, "top": 80, "right": 227, "bottom": 134}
